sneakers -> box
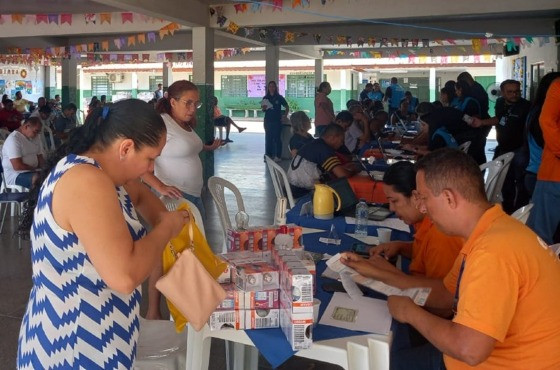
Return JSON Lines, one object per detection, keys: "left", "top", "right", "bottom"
{"left": 238, "top": 127, "right": 247, "bottom": 133}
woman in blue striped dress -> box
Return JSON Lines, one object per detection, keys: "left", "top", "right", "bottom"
{"left": 16, "top": 99, "right": 189, "bottom": 369}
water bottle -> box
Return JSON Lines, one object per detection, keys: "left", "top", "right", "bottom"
{"left": 355, "top": 199, "right": 369, "bottom": 236}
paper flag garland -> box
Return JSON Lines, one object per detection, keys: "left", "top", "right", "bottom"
{"left": 227, "top": 21, "right": 239, "bottom": 34}
{"left": 121, "top": 12, "right": 133, "bottom": 23}
{"left": 285, "top": 31, "right": 295, "bottom": 43}
{"left": 100, "top": 13, "right": 112, "bottom": 24}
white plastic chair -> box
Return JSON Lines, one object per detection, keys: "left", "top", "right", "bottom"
{"left": 264, "top": 155, "right": 295, "bottom": 209}
{"left": 458, "top": 140, "right": 471, "bottom": 154}
{"left": 0, "top": 160, "right": 27, "bottom": 249}
{"left": 346, "top": 333, "right": 391, "bottom": 370}
{"left": 133, "top": 318, "right": 188, "bottom": 369}
{"left": 549, "top": 243, "right": 560, "bottom": 257}
{"left": 479, "top": 152, "right": 514, "bottom": 204}
{"left": 511, "top": 203, "right": 534, "bottom": 224}
{"left": 160, "top": 196, "right": 205, "bottom": 237}
{"left": 208, "top": 176, "right": 246, "bottom": 252}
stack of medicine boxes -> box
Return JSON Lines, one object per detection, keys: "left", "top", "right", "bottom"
{"left": 209, "top": 225, "right": 315, "bottom": 351}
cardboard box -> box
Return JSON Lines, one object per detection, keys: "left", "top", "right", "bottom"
{"left": 244, "top": 289, "right": 279, "bottom": 309}
{"left": 234, "top": 263, "right": 264, "bottom": 291}
{"left": 216, "top": 264, "right": 232, "bottom": 284}
{"left": 208, "top": 310, "right": 245, "bottom": 331}
{"left": 280, "top": 307, "right": 313, "bottom": 350}
{"left": 215, "top": 284, "right": 243, "bottom": 311}
{"left": 245, "top": 309, "right": 280, "bottom": 329}
{"left": 282, "top": 267, "right": 313, "bottom": 310}
{"left": 226, "top": 229, "right": 250, "bottom": 252}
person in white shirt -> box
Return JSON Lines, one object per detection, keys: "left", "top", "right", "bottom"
{"left": 141, "top": 80, "right": 221, "bottom": 320}
{"left": 1, "top": 116, "right": 45, "bottom": 188}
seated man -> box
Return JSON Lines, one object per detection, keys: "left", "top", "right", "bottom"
{"left": 287, "top": 123, "right": 358, "bottom": 197}
{"left": 13, "top": 91, "right": 30, "bottom": 114}
{"left": 0, "top": 99, "right": 24, "bottom": 132}
{"left": 347, "top": 148, "right": 560, "bottom": 369}
{"left": 210, "top": 96, "right": 246, "bottom": 144}
{"left": 53, "top": 103, "right": 77, "bottom": 141}
{"left": 1, "top": 117, "right": 45, "bottom": 188}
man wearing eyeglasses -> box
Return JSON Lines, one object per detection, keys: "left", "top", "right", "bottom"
{"left": 468, "top": 80, "right": 531, "bottom": 213}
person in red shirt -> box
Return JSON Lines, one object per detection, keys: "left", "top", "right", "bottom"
{"left": 0, "top": 99, "right": 24, "bottom": 132}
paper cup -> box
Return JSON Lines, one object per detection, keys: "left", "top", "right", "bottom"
{"left": 313, "top": 298, "right": 321, "bottom": 327}
{"left": 377, "top": 228, "right": 392, "bottom": 244}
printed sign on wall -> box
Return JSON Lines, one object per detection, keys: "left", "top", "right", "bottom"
{"left": 247, "top": 74, "right": 286, "bottom": 97}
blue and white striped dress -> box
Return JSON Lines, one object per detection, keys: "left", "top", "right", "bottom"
{"left": 17, "top": 154, "right": 146, "bottom": 369}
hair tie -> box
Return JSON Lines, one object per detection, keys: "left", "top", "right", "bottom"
{"left": 102, "top": 106, "right": 110, "bottom": 120}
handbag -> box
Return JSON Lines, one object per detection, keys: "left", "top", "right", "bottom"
{"left": 156, "top": 205, "right": 227, "bottom": 332}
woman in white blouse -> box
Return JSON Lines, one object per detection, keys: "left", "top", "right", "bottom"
{"left": 142, "top": 80, "right": 221, "bottom": 319}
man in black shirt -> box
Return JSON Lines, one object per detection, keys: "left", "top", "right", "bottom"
{"left": 469, "top": 79, "right": 531, "bottom": 213}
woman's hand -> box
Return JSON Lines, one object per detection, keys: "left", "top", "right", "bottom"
{"left": 157, "top": 184, "right": 183, "bottom": 199}
{"left": 369, "top": 241, "right": 402, "bottom": 259}
{"left": 160, "top": 209, "right": 190, "bottom": 238}
{"left": 340, "top": 252, "right": 386, "bottom": 279}
{"left": 204, "top": 138, "right": 222, "bottom": 151}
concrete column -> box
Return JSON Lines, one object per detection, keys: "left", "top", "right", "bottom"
{"left": 339, "top": 70, "right": 347, "bottom": 111}
{"left": 77, "top": 66, "right": 84, "bottom": 113}
{"left": 192, "top": 26, "right": 215, "bottom": 183}
{"left": 265, "top": 44, "right": 280, "bottom": 86}
{"left": 131, "top": 72, "right": 138, "bottom": 98}
{"left": 44, "top": 66, "right": 56, "bottom": 100}
{"left": 314, "top": 58, "right": 323, "bottom": 91}
{"left": 162, "top": 62, "right": 173, "bottom": 91}
{"left": 429, "top": 67, "right": 436, "bottom": 102}
{"left": 61, "top": 57, "right": 79, "bottom": 107}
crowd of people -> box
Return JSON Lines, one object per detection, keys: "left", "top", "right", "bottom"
{"left": 8, "top": 71, "right": 560, "bottom": 369}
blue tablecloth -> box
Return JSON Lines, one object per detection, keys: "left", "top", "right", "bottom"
{"left": 286, "top": 195, "right": 413, "bottom": 243}
{"left": 245, "top": 230, "right": 412, "bottom": 368}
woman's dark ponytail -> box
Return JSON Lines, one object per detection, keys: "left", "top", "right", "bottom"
{"left": 18, "top": 99, "right": 165, "bottom": 238}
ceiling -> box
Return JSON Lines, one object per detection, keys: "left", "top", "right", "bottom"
{"left": 0, "top": 0, "right": 558, "bottom": 60}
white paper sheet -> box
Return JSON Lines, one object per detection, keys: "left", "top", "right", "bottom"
{"left": 319, "top": 292, "right": 391, "bottom": 334}
{"left": 261, "top": 98, "right": 273, "bottom": 110}
{"left": 345, "top": 216, "right": 411, "bottom": 233}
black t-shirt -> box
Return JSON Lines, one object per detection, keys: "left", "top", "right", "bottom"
{"left": 289, "top": 133, "right": 314, "bottom": 152}
{"left": 471, "top": 82, "right": 490, "bottom": 119}
{"left": 494, "top": 97, "right": 531, "bottom": 155}
{"left": 263, "top": 93, "right": 288, "bottom": 124}
{"left": 422, "top": 107, "right": 488, "bottom": 164}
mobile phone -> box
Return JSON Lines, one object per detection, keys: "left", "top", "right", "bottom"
{"left": 321, "top": 281, "right": 346, "bottom": 293}
{"left": 351, "top": 243, "right": 372, "bottom": 257}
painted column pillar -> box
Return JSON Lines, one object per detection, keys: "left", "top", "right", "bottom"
{"left": 131, "top": 72, "right": 138, "bottom": 98}
{"left": 44, "top": 66, "right": 56, "bottom": 100}
{"left": 314, "top": 58, "right": 323, "bottom": 91}
{"left": 339, "top": 70, "right": 347, "bottom": 111}
{"left": 61, "top": 57, "right": 79, "bottom": 108}
{"left": 265, "top": 44, "right": 280, "bottom": 87}
{"left": 192, "top": 26, "right": 215, "bottom": 183}
{"left": 429, "top": 67, "right": 436, "bottom": 102}
{"left": 162, "top": 62, "right": 173, "bottom": 91}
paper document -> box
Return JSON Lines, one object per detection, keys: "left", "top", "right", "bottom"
{"left": 345, "top": 216, "right": 411, "bottom": 233}
{"left": 325, "top": 253, "right": 431, "bottom": 306}
{"left": 320, "top": 292, "right": 391, "bottom": 334}
{"left": 261, "top": 98, "right": 273, "bottom": 110}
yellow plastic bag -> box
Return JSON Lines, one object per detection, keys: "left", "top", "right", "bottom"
{"left": 162, "top": 202, "right": 228, "bottom": 332}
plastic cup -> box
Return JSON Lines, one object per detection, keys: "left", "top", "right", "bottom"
{"left": 377, "top": 228, "right": 392, "bottom": 244}
{"left": 313, "top": 298, "right": 321, "bottom": 327}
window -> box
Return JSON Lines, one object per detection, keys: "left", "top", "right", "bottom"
{"left": 149, "top": 76, "right": 163, "bottom": 92}
{"left": 286, "top": 74, "right": 315, "bottom": 98}
{"left": 91, "top": 76, "right": 111, "bottom": 99}
{"left": 221, "top": 75, "right": 247, "bottom": 97}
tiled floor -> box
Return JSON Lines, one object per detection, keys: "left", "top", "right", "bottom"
{"left": 0, "top": 123, "right": 341, "bottom": 369}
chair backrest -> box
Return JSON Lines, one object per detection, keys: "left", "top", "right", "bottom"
{"left": 160, "top": 196, "right": 205, "bottom": 237}
{"left": 458, "top": 140, "right": 471, "bottom": 154}
{"left": 549, "top": 243, "right": 560, "bottom": 257}
{"left": 479, "top": 152, "right": 514, "bottom": 203}
{"left": 264, "top": 155, "right": 295, "bottom": 209}
{"left": 367, "top": 335, "right": 391, "bottom": 370}
{"left": 207, "top": 176, "right": 246, "bottom": 243}
{"left": 511, "top": 203, "right": 534, "bottom": 224}
{"left": 41, "top": 125, "right": 56, "bottom": 153}
{"left": 346, "top": 341, "right": 369, "bottom": 370}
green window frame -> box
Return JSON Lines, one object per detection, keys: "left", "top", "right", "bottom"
{"left": 149, "top": 76, "right": 163, "bottom": 92}
{"left": 221, "top": 75, "right": 247, "bottom": 97}
{"left": 91, "top": 76, "right": 112, "bottom": 99}
{"left": 286, "top": 74, "right": 315, "bottom": 98}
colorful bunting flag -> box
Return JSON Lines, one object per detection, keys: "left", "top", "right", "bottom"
{"left": 84, "top": 13, "right": 96, "bottom": 24}
{"left": 48, "top": 14, "right": 58, "bottom": 24}
{"left": 101, "top": 41, "right": 109, "bottom": 51}
{"left": 234, "top": 4, "right": 248, "bottom": 13}
{"left": 121, "top": 12, "right": 133, "bottom": 23}
{"left": 138, "top": 34, "right": 146, "bottom": 44}
{"left": 471, "top": 39, "right": 481, "bottom": 54}
{"left": 36, "top": 14, "right": 48, "bottom": 24}
{"left": 285, "top": 31, "right": 295, "bottom": 43}
{"left": 60, "top": 14, "right": 72, "bottom": 25}
{"left": 100, "top": 13, "right": 112, "bottom": 24}
{"left": 227, "top": 21, "right": 239, "bottom": 34}
{"left": 272, "top": 0, "right": 283, "bottom": 11}
{"left": 128, "top": 36, "right": 136, "bottom": 46}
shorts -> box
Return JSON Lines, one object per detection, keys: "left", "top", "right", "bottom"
{"left": 214, "top": 116, "right": 228, "bottom": 127}
{"left": 15, "top": 172, "right": 34, "bottom": 189}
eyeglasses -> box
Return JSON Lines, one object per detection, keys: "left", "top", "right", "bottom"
{"left": 175, "top": 98, "right": 202, "bottom": 109}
